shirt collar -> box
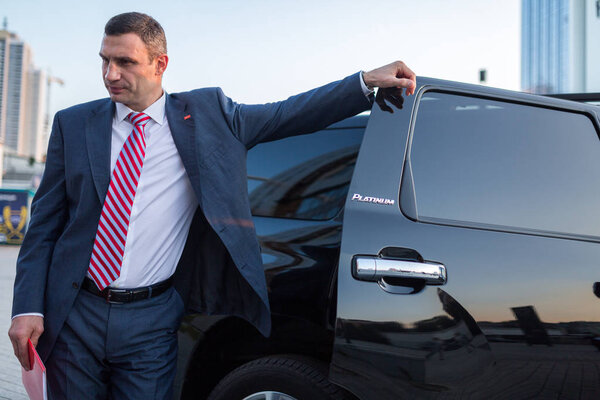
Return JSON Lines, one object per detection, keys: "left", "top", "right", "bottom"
{"left": 115, "top": 91, "right": 166, "bottom": 126}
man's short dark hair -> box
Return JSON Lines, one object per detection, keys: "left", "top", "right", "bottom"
{"left": 104, "top": 12, "right": 167, "bottom": 60}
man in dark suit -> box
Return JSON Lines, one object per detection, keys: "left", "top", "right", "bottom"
{"left": 8, "top": 11, "right": 415, "bottom": 399}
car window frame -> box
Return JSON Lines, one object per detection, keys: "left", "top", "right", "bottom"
{"left": 399, "top": 85, "right": 600, "bottom": 243}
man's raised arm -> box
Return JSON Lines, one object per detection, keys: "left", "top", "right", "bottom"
{"left": 219, "top": 60, "right": 417, "bottom": 148}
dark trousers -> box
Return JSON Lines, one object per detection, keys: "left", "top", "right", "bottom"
{"left": 46, "top": 286, "right": 185, "bottom": 400}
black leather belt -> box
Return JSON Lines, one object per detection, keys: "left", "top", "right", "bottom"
{"left": 82, "top": 276, "right": 173, "bottom": 304}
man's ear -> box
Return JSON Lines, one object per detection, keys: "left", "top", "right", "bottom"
{"left": 155, "top": 54, "right": 169, "bottom": 76}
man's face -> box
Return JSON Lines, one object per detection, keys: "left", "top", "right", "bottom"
{"left": 100, "top": 33, "right": 168, "bottom": 111}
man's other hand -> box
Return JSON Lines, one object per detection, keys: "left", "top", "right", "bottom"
{"left": 363, "top": 61, "right": 416, "bottom": 96}
{"left": 8, "top": 315, "right": 44, "bottom": 370}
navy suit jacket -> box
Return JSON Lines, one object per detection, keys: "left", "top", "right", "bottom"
{"left": 12, "top": 72, "right": 372, "bottom": 361}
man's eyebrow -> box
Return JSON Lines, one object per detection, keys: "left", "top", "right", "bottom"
{"left": 98, "top": 53, "right": 137, "bottom": 64}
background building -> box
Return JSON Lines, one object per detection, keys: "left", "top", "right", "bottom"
{"left": 0, "top": 26, "right": 47, "bottom": 163}
{"left": 23, "top": 68, "right": 46, "bottom": 161}
{"left": 521, "top": 0, "right": 600, "bottom": 94}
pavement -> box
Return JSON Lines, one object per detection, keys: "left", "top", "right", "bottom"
{"left": 0, "top": 245, "right": 28, "bottom": 400}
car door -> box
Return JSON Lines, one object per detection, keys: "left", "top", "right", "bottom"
{"left": 331, "top": 80, "right": 600, "bottom": 399}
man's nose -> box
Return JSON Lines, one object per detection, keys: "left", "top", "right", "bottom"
{"left": 104, "top": 62, "right": 120, "bottom": 81}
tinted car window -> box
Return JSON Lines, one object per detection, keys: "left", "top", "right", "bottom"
{"left": 406, "top": 91, "right": 600, "bottom": 239}
{"left": 247, "top": 128, "right": 364, "bottom": 220}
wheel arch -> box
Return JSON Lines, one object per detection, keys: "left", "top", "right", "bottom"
{"left": 177, "top": 313, "right": 337, "bottom": 399}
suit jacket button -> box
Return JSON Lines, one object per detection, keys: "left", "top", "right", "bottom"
{"left": 72, "top": 282, "right": 79, "bottom": 289}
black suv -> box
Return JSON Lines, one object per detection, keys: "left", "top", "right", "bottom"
{"left": 174, "top": 78, "right": 600, "bottom": 399}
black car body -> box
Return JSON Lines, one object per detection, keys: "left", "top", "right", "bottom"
{"left": 174, "top": 77, "right": 600, "bottom": 399}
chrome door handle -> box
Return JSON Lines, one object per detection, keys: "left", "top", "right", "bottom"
{"left": 353, "top": 256, "right": 447, "bottom": 285}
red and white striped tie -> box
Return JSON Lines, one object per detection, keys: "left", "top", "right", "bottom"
{"left": 88, "top": 112, "right": 151, "bottom": 290}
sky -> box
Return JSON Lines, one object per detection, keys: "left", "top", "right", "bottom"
{"left": 2, "top": 0, "right": 521, "bottom": 118}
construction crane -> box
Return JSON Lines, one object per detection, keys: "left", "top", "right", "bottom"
{"left": 41, "top": 74, "right": 64, "bottom": 161}
{"left": 45, "top": 74, "right": 64, "bottom": 133}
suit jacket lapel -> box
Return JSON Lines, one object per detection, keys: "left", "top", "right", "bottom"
{"left": 165, "top": 94, "right": 202, "bottom": 204}
{"left": 86, "top": 100, "right": 114, "bottom": 203}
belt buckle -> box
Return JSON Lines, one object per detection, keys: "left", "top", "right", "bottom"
{"left": 105, "top": 289, "right": 126, "bottom": 304}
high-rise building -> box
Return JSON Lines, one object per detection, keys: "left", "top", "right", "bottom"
{"left": 23, "top": 68, "right": 46, "bottom": 161}
{"left": 521, "top": 0, "right": 600, "bottom": 94}
{"left": 0, "top": 28, "right": 47, "bottom": 161}
{"left": 0, "top": 30, "right": 11, "bottom": 147}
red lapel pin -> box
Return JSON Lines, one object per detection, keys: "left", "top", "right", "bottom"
{"left": 184, "top": 114, "right": 191, "bottom": 120}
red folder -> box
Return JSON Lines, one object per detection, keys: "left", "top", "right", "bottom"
{"left": 21, "top": 338, "right": 47, "bottom": 400}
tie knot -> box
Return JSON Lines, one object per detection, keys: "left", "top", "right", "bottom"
{"left": 127, "top": 112, "right": 151, "bottom": 127}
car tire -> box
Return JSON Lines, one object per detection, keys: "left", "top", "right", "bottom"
{"left": 206, "top": 355, "right": 355, "bottom": 400}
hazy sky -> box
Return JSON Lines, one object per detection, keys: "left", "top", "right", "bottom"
{"left": 2, "top": 0, "right": 520, "bottom": 117}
